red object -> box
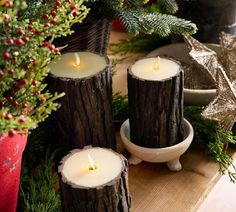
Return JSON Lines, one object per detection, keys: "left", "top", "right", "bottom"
{"left": 0, "top": 133, "right": 27, "bottom": 212}
{"left": 112, "top": 19, "right": 125, "bottom": 32}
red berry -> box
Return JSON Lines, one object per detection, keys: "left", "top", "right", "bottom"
{"left": 5, "top": 113, "right": 12, "bottom": 120}
{"left": 54, "top": 47, "right": 59, "bottom": 53}
{"left": 19, "top": 79, "right": 27, "bottom": 86}
{"left": 35, "top": 29, "right": 41, "bottom": 35}
{"left": 13, "top": 101, "right": 19, "bottom": 107}
{"left": 28, "top": 24, "right": 33, "bottom": 30}
{"left": 16, "top": 38, "right": 24, "bottom": 45}
{"left": 50, "top": 18, "right": 57, "bottom": 25}
{"left": 7, "top": 38, "right": 14, "bottom": 45}
{"left": 11, "top": 57, "right": 16, "bottom": 62}
{"left": 3, "top": 14, "right": 10, "bottom": 22}
{"left": 3, "top": 0, "right": 13, "bottom": 8}
{"left": 8, "top": 68, "right": 14, "bottom": 75}
{"left": 7, "top": 96, "right": 13, "bottom": 102}
{"left": 24, "top": 64, "right": 30, "bottom": 71}
{"left": 51, "top": 10, "right": 57, "bottom": 17}
{"left": 72, "top": 11, "right": 79, "bottom": 17}
{"left": 70, "top": 4, "right": 77, "bottom": 10}
{"left": 35, "top": 90, "right": 41, "bottom": 95}
{"left": 43, "top": 13, "right": 49, "bottom": 19}
{"left": 22, "top": 103, "right": 28, "bottom": 109}
{"left": 19, "top": 116, "right": 26, "bottom": 123}
{"left": 8, "top": 129, "right": 15, "bottom": 137}
{"left": 56, "top": 0, "right": 61, "bottom": 6}
{"left": 66, "top": 0, "right": 71, "bottom": 3}
{"left": 23, "top": 37, "right": 29, "bottom": 43}
{"left": 43, "top": 41, "right": 49, "bottom": 47}
{"left": 53, "top": 4, "right": 58, "bottom": 10}
{"left": 8, "top": 1, "right": 13, "bottom": 7}
{"left": 48, "top": 44, "right": 56, "bottom": 51}
{"left": 0, "top": 101, "right": 5, "bottom": 108}
{"left": 44, "top": 22, "right": 51, "bottom": 28}
{"left": 13, "top": 83, "right": 20, "bottom": 91}
{"left": 7, "top": 90, "right": 14, "bottom": 97}
{"left": 17, "top": 29, "right": 24, "bottom": 35}
{"left": 32, "top": 80, "right": 37, "bottom": 86}
{"left": 0, "top": 70, "right": 3, "bottom": 77}
{"left": 2, "top": 51, "right": 11, "bottom": 59}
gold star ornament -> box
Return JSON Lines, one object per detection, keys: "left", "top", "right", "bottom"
{"left": 201, "top": 65, "right": 236, "bottom": 131}
{"left": 183, "top": 34, "right": 218, "bottom": 85}
{"left": 219, "top": 32, "right": 236, "bottom": 81}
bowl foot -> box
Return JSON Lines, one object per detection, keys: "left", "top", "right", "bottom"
{"left": 167, "top": 158, "right": 182, "bottom": 171}
{"left": 129, "top": 155, "right": 143, "bottom": 165}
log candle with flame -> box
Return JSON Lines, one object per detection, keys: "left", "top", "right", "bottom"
{"left": 128, "top": 56, "right": 184, "bottom": 148}
{"left": 47, "top": 52, "right": 115, "bottom": 157}
{"left": 58, "top": 146, "right": 131, "bottom": 212}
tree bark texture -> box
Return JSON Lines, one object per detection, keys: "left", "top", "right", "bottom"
{"left": 46, "top": 66, "right": 116, "bottom": 157}
{"left": 59, "top": 153, "right": 131, "bottom": 212}
{"left": 128, "top": 63, "right": 184, "bottom": 148}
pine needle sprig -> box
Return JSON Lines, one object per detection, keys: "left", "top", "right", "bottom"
{"left": 159, "top": 0, "right": 178, "bottom": 13}
{"left": 115, "top": 7, "right": 197, "bottom": 36}
{"left": 185, "top": 106, "right": 236, "bottom": 182}
{"left": 85, "top": 0, "right": 197, "bottom": 36}
{"left": 20, "top": 151, "right": 60, "bottom": 212}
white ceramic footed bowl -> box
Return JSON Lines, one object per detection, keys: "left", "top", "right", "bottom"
{"left": 147, "top": 43, "right": 220, "bottom": 105}
{"left": 120, "top": 118, "right": 194, "bottom": 164}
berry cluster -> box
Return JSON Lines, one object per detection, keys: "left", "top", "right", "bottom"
{"left": 0, "top": 0, "right": 88, "bottom": 136}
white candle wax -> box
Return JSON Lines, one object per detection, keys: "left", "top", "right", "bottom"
{"left": 131, "top": 57, "right": 180, "bottom": 81}
{"left": 60, "top": 148, "right": 123, "bottom": 188}
{"left": 49, "top": 52, "right": 107, "bottom": 79}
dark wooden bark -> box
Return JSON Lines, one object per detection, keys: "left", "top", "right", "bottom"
{"left": 128, "top": 61, "right": 184, "bottom": 148}
{"left": 59, "top": 152, "right": 131, "bottom": 212}
{"left": 46, "top": 65, "right": 115, "bottom": 157}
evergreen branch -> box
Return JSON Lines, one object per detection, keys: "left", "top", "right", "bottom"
{"left": 111, "top": 98, "right": 236, "bottom": 181}
{"left": 109, "top": 34, "right": 170, "bottom": 55}
{"left": 142, "top": 12, "right": 197, "bottom": 36}
{"left": 159, "top": 0, "right": 178, "bottom": 14}
{"left": 112, "top": 92, "right": 128, "bottom": 121}
{"left": 20, "top": 150, "right": 60, "bottom": 212}
{"left": 86, "top": 0, "right": 197, "bottom": 36}
{"left": 185, "top": 106, "right": 236, "bottom": 182}
{"left": 116, "top": 8, "right": 140, "bottom": 35}
{"left": 115, "top": 7, "right": 197, "bottom": 36}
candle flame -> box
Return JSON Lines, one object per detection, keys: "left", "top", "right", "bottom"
{"left": 74, "top": 53, "right": 80, "bottom": 67}
{"left": 88, "top": 154, "right": 96, "bottom": 170}
{"left": 152, "top": 56, "right": 160, "bottom": 71}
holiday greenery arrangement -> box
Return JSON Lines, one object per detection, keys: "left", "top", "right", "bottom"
{"left": 83, "top": 0, "right": 197, "bottom": 36}
{"left": 0, "top": 0, "right": 88, "bottom": 136}
{"left": 18, "top": 96, "right": 236, "bottom": 210}
{"left": 112, "top": 93, "right": 236, "bottom": 181}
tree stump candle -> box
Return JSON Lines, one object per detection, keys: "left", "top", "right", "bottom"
{"left": 47, "top": 52, "right": 115, "bottom": 157}
{"left": 58, "top": 147, "right": 131, "bottom": 212}
{"left": 128, "top": 57, "right": 184, "bottom": 148}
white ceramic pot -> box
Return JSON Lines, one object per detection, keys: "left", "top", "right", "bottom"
{"left": 120, "top": 118, "right": 194, "bottom": 171}
{"left": 147, "top": 43, "right": 220, "bottom": 105}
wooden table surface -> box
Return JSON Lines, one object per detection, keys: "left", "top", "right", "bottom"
{"left": 109, "top": 31, "right": 236, "bottom": 212}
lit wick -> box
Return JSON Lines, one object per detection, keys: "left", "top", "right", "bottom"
{"left": 88, "top": 154, "right": 96, "bottom": 170}
{"left": 152, "top": 56, "right": 160, "bottom": 71}
{"left": 74, "top": 53, "right": 80, "bottom": 67}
